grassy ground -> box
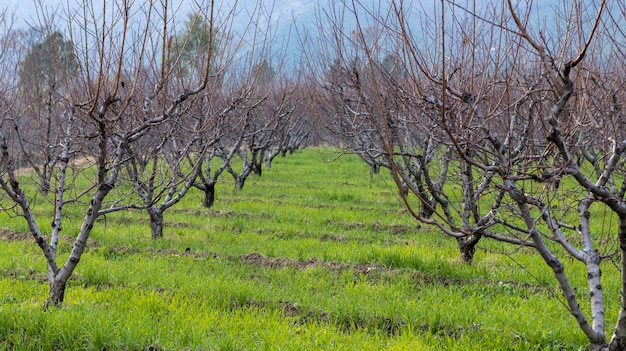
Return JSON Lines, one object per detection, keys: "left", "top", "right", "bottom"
{"left": 0, "top": 148, "right": 615, "bottom": 350}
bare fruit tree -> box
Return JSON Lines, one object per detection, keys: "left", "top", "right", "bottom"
{"left": 192, "top": 6, "right": 308, "bottom": 207}
{"left": 224, "top": 65, "right": 305, "bottom": 190}
{"left": 0, "top": 0, "right": 223, "bottom": 307}
{"left": 114, "top": 7, "right": 247, "bottom": 239}
{"left": 307, "top": 0, "right": 626, "bottom": 349}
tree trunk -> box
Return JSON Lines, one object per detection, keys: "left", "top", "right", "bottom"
{"left": 253, "top": 161, "right": 262, "bottom": 176}
{"left": 235, "top": 177, "right": 245, "bottom": 191}
{"left": 44, "top": 276, "right": 68, "bottom": 309}
{"left": 609, "top": 217, "right": 626, "bottom": 350}
{"left": 265, "top": 156, "right": 272, "bottom": 169}
{"left": 417, "top": 188, "right": 435, "bottom": 218}
{"left": 39, "top": 176, "right": 51, "bottom": 194}
{"left": 148, "top": 208, "right": 164, "bottom": 239}
{"left": 592, "top": 342, "right": 610, "bottom": 351}
{"left": 251, "top": 150, "right": 262, "bottom": 176}
{"left": 203, "top": 182, "right": 216, "bottom": 208}
{"left": 457, "top": 235, "right": 480, "bottom": 264}
{"left": 264, "top": 149, "right": 279, "bottom": 169}
{"left": 371, "top": 163, "right": 380, "bottom": 174}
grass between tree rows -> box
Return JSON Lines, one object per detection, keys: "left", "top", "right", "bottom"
{"left": 0, "top": 148, "right": 616, "bottom": 350}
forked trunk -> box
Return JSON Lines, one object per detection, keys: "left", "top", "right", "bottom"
{"left": 44, "top": 276, "right": 68, "bottom": 309}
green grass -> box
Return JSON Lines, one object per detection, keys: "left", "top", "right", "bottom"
{"left": 0, "top": 148, "right": 614, "bottom": 350}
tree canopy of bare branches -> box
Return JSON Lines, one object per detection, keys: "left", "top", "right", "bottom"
{"left": 0, "top": 0, "right": 307, "bottom": 307}
{"left": 305, "top": 0, "right": 626, "bottom": 349}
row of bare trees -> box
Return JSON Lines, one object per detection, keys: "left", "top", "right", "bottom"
{"left": 0, "top": 1, "right": 310, "bottom": 307}
{"left": 304, "top": 0, "right": 626, "bottom": 349}
{"left": 2, "top": 0, "right": 626, "bottom": 349}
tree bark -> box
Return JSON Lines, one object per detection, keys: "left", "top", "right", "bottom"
{"left": 203, "top": 182, "right": 216, "bottom": 208}
{"left": 253, "top": 161, "right": 262, "bottom": 176}
{"left": 609, "top": 217, "right": 626, "bottom": 350}
{"left": 44, "top": 275, "right": 68, "bottom": 309}
{"left": 264, "top": 149, "right": 280, "bottom": 169}
{"left": 507, "top": 180, "right": 606, "bottom": 349}
{"left": 40, "top": 176, "right": 51, "bottom": 194}
{"left": 457, "top": 235, "right": 479, "bottom": 264}
{"left": 251, "top": 149, "right": 262, "bottom": 176}
{"left": 148, "top": 208, "right": 164, "bottom": 239}
{"left": 235, "top": 177, "right": 245, "bottom": 191}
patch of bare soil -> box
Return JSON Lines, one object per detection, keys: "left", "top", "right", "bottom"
{"left": 167, "top": 222, "right": 190, "bottom": 228}
{"left": 280, "top": 300, "right": 331, "bottom": 324}
{"left": 0, "top": 266, "right": 48, "bottom": 283}
{"left": 0, "top": 229, "right": 31, "bottom": 241}
{"left": 239, "top": 252, "right": 384, "bottom": 276}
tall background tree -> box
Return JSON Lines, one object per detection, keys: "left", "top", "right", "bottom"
{"left": 168, "top": 12, "right": 218, "bottom": 80}
{"left": 19, "top": 30, "right": 77, "bottom": 100}
{"left": 15, "top": 29, "right": 78, "bottom": 193}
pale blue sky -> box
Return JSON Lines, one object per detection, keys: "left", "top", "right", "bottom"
{"left": 6, "top": 0, "right": 316, "bottom": 29}
{"left": 5, "top": 0, "right": 323, "bottom": 68}
{"left": 5, "top": 1, "right": 621, "bottom": 70}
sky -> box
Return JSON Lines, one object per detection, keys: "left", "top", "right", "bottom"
{"left": 4, "top": 0, "right": 621, "bottom": 71}
{"left": 5, "top": 0, "right": 317, "bottom": 31}
{"left": 5, "top": 0, "right": 318, "bottom": 65}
